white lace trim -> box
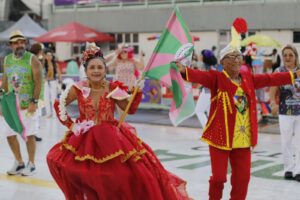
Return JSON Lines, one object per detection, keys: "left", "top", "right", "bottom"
{"left": 58, "top": 84, "right": 72, "bottom": 121}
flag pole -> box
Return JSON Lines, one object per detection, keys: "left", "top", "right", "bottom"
{"left": 118, "top": 77, "right": 144, "bottom": 128}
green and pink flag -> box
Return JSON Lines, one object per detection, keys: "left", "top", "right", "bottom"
{"left": 0, "top": 91, "right": 26, "bottom": 140}
{"left": 143, "top": 7, "right": 195, "bottom": 126}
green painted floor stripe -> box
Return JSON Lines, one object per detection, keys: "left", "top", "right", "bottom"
{"left": 178, "top": 160, "right": 211, "bottom": 170}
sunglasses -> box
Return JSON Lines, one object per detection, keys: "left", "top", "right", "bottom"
{"left": 224, "top": 54, "right": 243, "bottom": 61}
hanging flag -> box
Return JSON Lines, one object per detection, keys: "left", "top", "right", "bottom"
{"left": 0, "top": 91, "right": 26, "bottom": 140}
{"left": 169, "top": 62, "right": 196, "bottom": 126}
{"left": 143, "top": 7, "right": 195, "bottom": 126}
{"left": 143, "top": 6, "right": 194, "bottom": 87}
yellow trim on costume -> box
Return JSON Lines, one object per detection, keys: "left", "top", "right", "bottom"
{"left": 139, "top": 149, "right": 147, "bottom": 156}
{"left": 186, "top": 67, "right": 189, "bottom": 81}
{"left": 222, "top": 70, "right": 240, "bottom": 87}
{"left": 137, "top": 138, "right": 143, "bottom": 146}
{"left": 211, "top": 95, "right": 218, "bottom": 102}
{"left": 222, "top": 93, "right": 230, "bottom": 147}
{"left": 75, "top": 150, "right": 124, "bottom": 163}
{"left": 134, "top": 156, "right": 142, "bottom": 162}
{"left": 289, "top": 71, "right": 295, "bottom": 84}
{"left": 61, "top": 138, "right": 147, "bottom": 164}
{"left": 222, "top": 70, "right": 230, "bottom": 78}
{"left": 224, "top": 92, "right": 233, "bottom": 114}
{"left": 203, "top": 90, "right": 222, "bottom": 133}
{"left": 62, "top": 143, "right": 77, "bottom": 153}
{"left": 202, "top": 90, "right": 233, "bottom": 149}
{"left": 202, "top": 109, "right": 217, "bottom": 133}
{"left": 201, "top": 138, "right": 231, "bottom": 150}
{"left": 121, "top": 149, "right": 137, "bottom": 163}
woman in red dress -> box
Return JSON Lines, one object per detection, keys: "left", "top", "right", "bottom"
{"left": 47, "top": 46, "right": 190, "bottom": 200}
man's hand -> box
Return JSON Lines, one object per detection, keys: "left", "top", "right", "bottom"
{"left": 176, "top": 62, "right": 186, "bottom": 73}
{"left": 27, "top": 103, "right": 37, "bottom": 114}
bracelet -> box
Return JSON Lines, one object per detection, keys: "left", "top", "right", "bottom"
{"left": 294, "top": 72, "right": 297, "bottom": 80}
{"left": 29, "top": 98, "right": 38, "bottom": 104}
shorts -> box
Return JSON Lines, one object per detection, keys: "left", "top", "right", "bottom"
{"left": 2, "top": 109, "right": 39, "bottom": 137}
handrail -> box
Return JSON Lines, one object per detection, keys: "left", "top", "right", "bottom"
{"left": 53, "top": 0, "right": 298, "bottom": 10}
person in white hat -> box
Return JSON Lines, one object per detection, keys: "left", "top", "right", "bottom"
{"left": 177, "top": 18, "right": 300, "bottom": 200}
{"left": 0, "top": 30, "right": 43, "bottom": 176}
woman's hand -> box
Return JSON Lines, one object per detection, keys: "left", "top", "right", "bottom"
{"left": 115, "top": 48, "right": 122, "bottom": 56}
{"left": 134, "top": 78, "right": 145, "bottom": 90}
{"left": 71, "top": 120, "right": 94, "bottom": 136}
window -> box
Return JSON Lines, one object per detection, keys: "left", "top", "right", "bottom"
{"left": 125, "top": 33, "right": 131, "bottom": 43}
{"left": 117, "top": 33, "right": 123, "bottom": 43}
{"left": 133, "top": 45, "right": 139, "bottom": 54}
{"left": 219, "top": 31, "right": 228, "bottom": 42}
{"left": 293, "top": 32, "right": 300, "bottom": 43}
{"left": 109, "top": 33, "right": 140, "bottom": 53}
{"left": 133, "top": 33, "right": 138, "bottom": 43}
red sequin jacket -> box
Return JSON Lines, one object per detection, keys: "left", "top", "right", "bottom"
{"left": 185, "top": 68, "right": 294, "bottom": 150}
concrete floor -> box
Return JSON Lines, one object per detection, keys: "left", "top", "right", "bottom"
{"left": 0, "top": 116, "right": 299, "bottom": 200}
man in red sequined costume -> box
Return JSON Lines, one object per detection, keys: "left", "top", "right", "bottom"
{"left": 178, "top": 18, "right": 300, "bottom": 200}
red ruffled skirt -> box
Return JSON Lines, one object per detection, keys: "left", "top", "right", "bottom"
{"left": 47, "top": 120, "right": 190, "bottom": 200}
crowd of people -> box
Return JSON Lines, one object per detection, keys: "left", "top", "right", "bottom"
{"left": 0, "top": 27, "right": 300, "bottom": 200}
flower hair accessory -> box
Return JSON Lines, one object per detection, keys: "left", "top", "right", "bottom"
{"left": 81, "top": 46, "right": 104, "bottom": 66}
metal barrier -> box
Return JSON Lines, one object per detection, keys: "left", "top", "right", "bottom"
{"left": 53, "top": 0, "right": 300, "bottom": 10}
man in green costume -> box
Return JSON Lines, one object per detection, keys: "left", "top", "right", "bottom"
{"left": 1, "top": 30, "right": 42, "bottom": 176}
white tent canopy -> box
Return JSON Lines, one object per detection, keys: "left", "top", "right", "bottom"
{"left": 0, "top": 14, "right": 47, "bottom": 41}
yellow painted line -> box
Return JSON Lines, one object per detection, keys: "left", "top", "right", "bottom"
{"left": 0, "top": 173, "right": 58, "bottom": 189}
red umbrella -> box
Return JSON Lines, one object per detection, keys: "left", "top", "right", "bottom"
{"left": 35, "top": 22, "right": 114, "bottom": 43}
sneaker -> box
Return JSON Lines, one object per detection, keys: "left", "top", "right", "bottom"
{"left": 34, "top": 135, "right": 42, "bottom": 142}
{"left": 7, "top": 161, "right": 25, "bottom": 175}
{"left": 295, "top": 174, "right": 300, "bottom": 182}
{"left": 284, "top": 171, "right": 294, "bottom": 180}
{"left": 21, "top": 162, "right": 36, "bottom": 176}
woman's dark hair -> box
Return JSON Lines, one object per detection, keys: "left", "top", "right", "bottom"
{"left": 84, "top": 56, "right": 106, "bottom": 69}
{"left": 244, "top": 55, "right": 252, "bottom": 68}
{"left": 44, "top": 48, "right": 58, "bottom": 78}
{"left": 82, "top": 48, "right": 106, "bottom": 69}
{"left": 201, "top": 49, "right": 217, "bottom": 66}
{"left": 29, "top": 43, "right": 43, "bottom": 55}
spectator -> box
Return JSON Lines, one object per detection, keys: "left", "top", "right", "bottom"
{"left": 270, "top": 45, "right": 300, "bottom": 182}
